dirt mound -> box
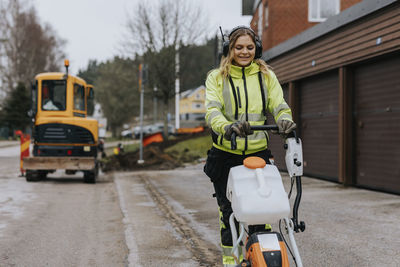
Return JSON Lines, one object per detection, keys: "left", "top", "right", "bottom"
{"left": 102, "top": 130, "right": 209, "bottom": 172}
{"left": 102, "top": 146, "right": 181, "bottom": 172}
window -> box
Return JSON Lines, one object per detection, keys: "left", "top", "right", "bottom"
{"left": 32, "top": 80, "right": 38, "bottom": 114}
{"left": 87, "top": 86, "right": 95, "bottom": 116}
{"left": 192, "top": 103, "right": 203, "bottom": 109}
{"left": 258, "top": 2, "right": 263, "bottom": 37}
{"left": 41, "top": 80, "right": 66, "bottom": 111}
{"left": 73, "top": 84, "right": 85, "bottom": 111}
{"left": 308, "top": 0, "right": 340, "bottom": 22}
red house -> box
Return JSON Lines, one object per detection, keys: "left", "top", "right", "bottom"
{"left": 243, "top": 0, "right": 400, "bottom": 194}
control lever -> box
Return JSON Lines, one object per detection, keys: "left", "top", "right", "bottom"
{"left": 231, "top": 132, "right": 237, "bottom": 150}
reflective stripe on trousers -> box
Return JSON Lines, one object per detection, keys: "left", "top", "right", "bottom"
{"left": 222, "top": 244, "right": 242, "bottom": 266}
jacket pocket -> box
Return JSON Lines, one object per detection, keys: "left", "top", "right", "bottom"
{"left": 203, "top": 148, "right": 225, "bottom": 182}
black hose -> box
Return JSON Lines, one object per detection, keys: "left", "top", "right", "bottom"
{"left": 292, "top": 176, "right": 305, "bottom": 232}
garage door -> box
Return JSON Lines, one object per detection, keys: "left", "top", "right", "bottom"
{"left": 299, "top": 71, "right": 339, "bottom": 181}
{"left": 353, "top": 54, "right": 400, "bottom": 194}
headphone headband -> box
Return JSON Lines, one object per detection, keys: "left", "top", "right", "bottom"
{"left": 228, "top": 25, "right": 257, "bottom": 39}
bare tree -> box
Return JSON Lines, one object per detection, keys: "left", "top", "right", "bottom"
{"left": 123, "top": 0, "right": 208, "bottom": 137}
{"left": 0, "top": 0, "right": 65, "bottom": 100}
{"left": 125, "top": 0, "right": 207, "bottom": 53}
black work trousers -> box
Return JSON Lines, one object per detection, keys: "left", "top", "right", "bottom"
{"left": 203, "top": 146, "right": 272, "bottom": 246}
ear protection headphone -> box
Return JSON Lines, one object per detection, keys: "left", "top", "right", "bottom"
{"left": 222, "top": 26, "right": 263, "bottom": 59}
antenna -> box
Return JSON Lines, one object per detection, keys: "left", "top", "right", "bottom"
{"left": 219, "top": 26, "right": 225, "bottom": 42}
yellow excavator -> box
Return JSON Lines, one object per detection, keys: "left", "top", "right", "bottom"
{"left": 23, "top": 60, "right": 99, "bottom": 183}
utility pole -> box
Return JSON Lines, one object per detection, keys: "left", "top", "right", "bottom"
{"left": 175, "top": 43, "right": 180, "bottom": 130}
{"left": 153, "top": 87, "right": 157, "bottom": 123}
{"left": 215, "top": 31, "right": 223, "bottom": 67}
{"left": 138, "top": 63, "right": 145, "bottom": 164}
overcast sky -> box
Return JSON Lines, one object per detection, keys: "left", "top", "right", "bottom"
{"left": 34, "top": 0, "right": 252, "bottom": 75}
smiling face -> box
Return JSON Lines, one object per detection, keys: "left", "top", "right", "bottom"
{"left": 232, "top": 34, "right": 256, "bottom": 67}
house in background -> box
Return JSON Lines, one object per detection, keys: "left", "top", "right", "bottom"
{"left": 243, "top": 0, "right": 362, "bottom": 51}
{"left": 243, "top": 0, "right": 400, "bottom": 194}
{"left": 179, "top": 85, "right": 206, "bottom": 126}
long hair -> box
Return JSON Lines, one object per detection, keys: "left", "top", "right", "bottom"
{"left": 219, "top": 28, "right": 270, "bottom": 79}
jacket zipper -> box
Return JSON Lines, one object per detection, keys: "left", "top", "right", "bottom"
{"left": 236, "top": 86, "right": 242, "bottom": 108}
{"left": 242, "top": 67, "right": 249, "bottom": 152}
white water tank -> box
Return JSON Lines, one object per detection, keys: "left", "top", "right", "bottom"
{"left": 227, "top": 160, "right": 290, "bottom": 225}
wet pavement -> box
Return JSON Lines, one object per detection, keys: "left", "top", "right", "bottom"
{"left": 1, "top": 142, "right": 399, "bottom": 266}
{"left": 114, "top": 163, "right": 400, "bottom": 267}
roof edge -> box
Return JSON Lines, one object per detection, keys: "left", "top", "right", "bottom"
{"left": 262, "top": 0, "right": 397, "bottom": 61}
{"left": 180, "top": 85, "right": 205, "bottom": 99}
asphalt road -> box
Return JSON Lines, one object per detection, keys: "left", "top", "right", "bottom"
{"left": 114, "top": 167, "right": 221, "bottom": 267}
{"left": 0, "top": 172, "right": 127, "bottom": 266}
{"left": 0, "top": 144, "right": 399, "bottom": 266}
{"left": 113, "top": 166, "right": 400, "bottom": 267}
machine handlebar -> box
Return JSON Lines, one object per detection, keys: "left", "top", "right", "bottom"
{"left": 230, "top": 125, "right": 281, "bottom": 150}
{"left": 250, "top": 125, "right": 279, "bottom": 131}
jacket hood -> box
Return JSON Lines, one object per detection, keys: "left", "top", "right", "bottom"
{"left": 230, "top": 61, "right": 260, "bottom": 78}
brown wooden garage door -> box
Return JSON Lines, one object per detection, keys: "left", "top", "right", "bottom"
{"left": 299, "top": 71, "right": 339, "bottom": 181}
{"left": 353, "top": 54, "right": 400, "bottom": 194}
{"left": 267, "top": 84, "right": 289, "bottom": 171}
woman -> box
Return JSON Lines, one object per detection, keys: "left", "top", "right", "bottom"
{"left": 204, "top": 26, "right": 296, "bottom": 265}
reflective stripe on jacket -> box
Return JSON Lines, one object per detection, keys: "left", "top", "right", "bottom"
{"left": 205, "top": 61, "right": 293, "bottom": 155}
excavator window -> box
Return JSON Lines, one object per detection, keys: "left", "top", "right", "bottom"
{"left": 74, "top": 84, "right": 85, "bottom": 111}
{"left": 41, "top": 80, "right": 66, "bottom": 111}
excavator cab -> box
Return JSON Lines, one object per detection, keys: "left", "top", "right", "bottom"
{"left": 24, "top": 60, "right": 99, "bottom": 183}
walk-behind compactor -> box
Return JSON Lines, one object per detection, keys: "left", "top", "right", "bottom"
{"left": 23, "top": 60, "right": 99, "bottom": 183}
{"left": 227, "top": 125, "right": 305, "bottom": 266}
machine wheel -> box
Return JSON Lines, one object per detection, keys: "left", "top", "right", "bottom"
{"left": 83, "top": 161, "right": 98, "bottom": 184}
{"left": 26, "top": 170, "right": 41, "bottom": 182}
{"left": 38, "top": 170, "right": 48, "bottom": 180}
{"left": 83, "top": 172, "right": 96, "bottom": 183}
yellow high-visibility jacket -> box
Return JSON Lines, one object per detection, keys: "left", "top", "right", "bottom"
{"left": 205, "top": 61, "right": 293, "bottom": 155}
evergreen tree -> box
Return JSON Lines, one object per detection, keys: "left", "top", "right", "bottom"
{"left": 77, "top": 60, "right": 100, "bottom": 85}
{"left": 180, "top": 38, "right": 215, "bottom": 92}
{"left": 94, "top": 57, "right": 141, "bottom": 137}
{"left": 78, "top": 60, "right": 102, "bottom": 116}
{"left": 0, "top": 82, "right": 31, "bottom": 136}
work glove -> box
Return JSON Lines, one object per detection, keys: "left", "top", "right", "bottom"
{"left": 224, "top": 121, "right": 253, "bottom": 140}
{"left": 272, "top": 120, "right": 297, "bottom": 136}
